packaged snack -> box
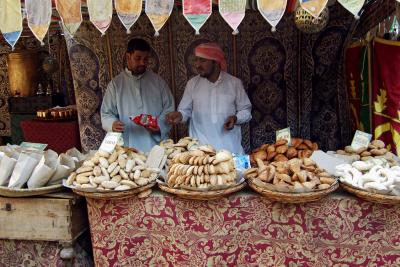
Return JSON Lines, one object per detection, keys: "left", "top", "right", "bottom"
{"left": 130, "top": 114, "right": 159, "bottom": 130}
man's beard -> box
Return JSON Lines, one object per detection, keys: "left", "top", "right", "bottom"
{"left": 130, "top": 66, "right": 146, "bottom": 75}
{"left": 198, "top": 63, "right": 215, "bottom": 78}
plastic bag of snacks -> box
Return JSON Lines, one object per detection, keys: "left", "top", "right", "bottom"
{"left": 130, "top": 114, "right": 159, "bottom": 130}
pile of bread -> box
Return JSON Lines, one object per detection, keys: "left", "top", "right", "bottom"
{"left": 335, "top": 140, "right": 398, "bottom": 166}
{"left": 66, "top": 146, "right": 159, "bottom": 191}
{"left": 250, "top": 138, "right": 319, "bottom": 165}
{"left": 160, "top": 137, "right": 200, "bottom": 166}
{"left": 245, "top": 157, "right": 336, "bottom": 192}
{"left": 167, "top": 145, "right": 237, "bottom": 189}
{"left": 337, "top": 158, "right": 400, "bottom": 195}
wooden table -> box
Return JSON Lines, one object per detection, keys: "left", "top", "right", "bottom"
{"left": 0, "top": 191, "right": 91, "bottom": 266}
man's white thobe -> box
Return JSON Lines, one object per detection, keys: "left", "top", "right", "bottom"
{"left": 101, "top": 69, "right": 174, "bottom": 152}
{"left": 178, "top": 71, "right": 252, "bottom": 155}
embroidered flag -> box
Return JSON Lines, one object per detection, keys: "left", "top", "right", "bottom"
{"left": 55, "top": 0, "right": 82, "bottom": 37}
{"left": 257, "top": 0, "right": 287, "bottom": 32}
{"left": 115, "top": 0, "right": 142, "bottom": 34}
{"left": 87, "top": 0, "right": 113, "bottom": 35}
{"left": 337, "top": 0, "right": 365, "bottom": 19}
{"left": 300, "top": 0, "right": 328, "bottom": 19}
{"left": 145, "top": 0, "right": 174, "bottom": 36}
{"left": 183, "top": 0, "right": 212, "bottom": 35}
{"left": 372, "top": 37, "right": 400, "bottom": 155}
{"left": 219, "top": 0, "right": 246, "bottom": 35}
{"left": 0, "top": 0, "right": 23, "bottom": 50}
{"left": 25, "top": 0, "right": 52, "bottom": 45}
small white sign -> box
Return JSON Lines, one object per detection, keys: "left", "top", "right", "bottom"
{"left": 99, "top": 132, "right": 122, "bottom": 153}
{"left": 351, "top": 130, "right": 372, "bottom": 150}
{"left": 276, "top": 127, "right": 291, "bottom": 145}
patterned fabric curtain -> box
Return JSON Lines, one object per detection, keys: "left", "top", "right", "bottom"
{"left": 25, "top": 0, "right": 52, "bottom": 45}
{"left": 55, "top": 0, "right": 82, "bottom": 37}
{"left": 372, "top": 37, "right": 400, "bottom": 155}
{"left": 0, "top": 0, "right": 23, "bottom": 50}
{"left": 115, "top": 0, "right": 142, "bottom": 34}
{"left": 183, "top": 0, "right": 212, "bottom": 35}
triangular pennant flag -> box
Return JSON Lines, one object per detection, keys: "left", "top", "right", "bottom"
{"left": 219, "top": 0, "right": 247, "bottom": 35}
{"left": 0, "top": 0, "right": 23, "bottom": 50}
{"left": 115, "top": 0, "right": 142, "bottom": 34}
{"left": 55, "top": 0, "right": 82, "bottom": 37}
{"left": 87, "top": 0, "right": 113, "bottom": 35}
{"left": 145, "top": 0, "right": 174, "bottom": 36}
{"left": 300, "top": 0, "right": 328, "bottom": 19}
{"left": 337, "top": 0, "right": 366, "bottom": 19}
{"left": 183, "top": 0, "right": 212, "bottom": 35}
{"left": 257, "top": 0, "right": 287, "bottom": 32}
{"left": 25, "top": 0, "right": 52, "bottom": 45}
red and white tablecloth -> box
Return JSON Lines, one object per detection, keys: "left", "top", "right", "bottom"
{"left": 86, "top": 190, "right": 400, "bottom": 267}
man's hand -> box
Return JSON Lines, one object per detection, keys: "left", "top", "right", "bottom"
{"left": 166, "top": 112, "right": 183, "bottom": 125}
{"left": 224, "top": 115, "right": 237, "bottom": 130}
{"left": 112, "top": 120, "right": 125, "bottom": 132}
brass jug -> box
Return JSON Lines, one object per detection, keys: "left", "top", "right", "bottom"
{"left": 7, "top": 50, "right": 39, "bottom": 96}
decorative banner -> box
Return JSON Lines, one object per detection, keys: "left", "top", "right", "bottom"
{"left": 145, "top": 0, "right": 174, "bottom": 36}
{"left": 115, "top": 0, "right": 142, "bottom": 34}
{"left": 0, "top": 0, "right": 23, "bottom": 50}
{"left": 257, "top": 0, "right": 287, "bottom": 32}
{"left": 219, "top": 0, "right": 247, "bottom": 35}
{"left": 183, "top": 0, "right": 212, "bottom": 35}
{"left": 87, "top": 0, "right": 113, "bottom": 35}
{"left": 300, "top": 0, "right": 328, "bottom": 19}
{"left": 337, "top": 0, "right": 366, "bottom": 19}
{"left": 55, "top": 0, "right": 82, "bottom": 37}
{"left": 345, "top": 43, "right": 370, "bottom": 133}
{"left": 372, "top": 37, "right": 400, "bottom": 156}
{"left": 25, "top": 0, "right": 52, "bottom": 45}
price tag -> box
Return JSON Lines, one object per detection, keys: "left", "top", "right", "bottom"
{"left": 20, "top": 142, "right": 47, "bottom": 151}
{"left": 276, "top": 127, "right": 291, "bottom": 145}
{"left": 351, "top": 130, "right": 372, "bottom": 150}
{"left": 99, "top": 132, "right": 122, "bottom": 153}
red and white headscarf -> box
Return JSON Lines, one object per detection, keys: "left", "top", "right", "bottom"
{"left": 194, "top": 42, "right": 227, "bottom": 72}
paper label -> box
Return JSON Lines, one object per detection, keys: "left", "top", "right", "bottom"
{"left": 99, "top": 132, "right": 122, "bottom": 153}
{"left": 20, "top": 142, "right": 47, "bottom": 151}
{"left": 276, "top": 127, "right": 291, "bottom": 145}
{"left": 351, "top": 130, "right": 372, "bottom": 150}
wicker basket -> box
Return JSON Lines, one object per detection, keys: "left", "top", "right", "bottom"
{"left": 247, "top": 178, "right": 339, "bottom": 203}
{"left": 0, "top": 184, "right": 63, "bottom": 198}
{"left": 340, "top": 182, "right": 400, "bottom": 205}
{"left": 71, "top": 182, "right": 156, "bottom": 200}
{"left": 158, "top": 182, "right": 246, "bottom": 200}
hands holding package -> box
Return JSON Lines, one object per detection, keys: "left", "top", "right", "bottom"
{"left": 165, "top": 112, "right": 237, "bottom": 130}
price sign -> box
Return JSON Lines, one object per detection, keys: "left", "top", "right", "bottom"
{"left": 20, "top": 142, "right": 47, "bottom": 151}
{"left": 351, "top": 130, "right": 372, "bottom": 150}
{"left": 276, "top": 127, "right": 291, "bottom": 145}
{"left": 99, "top": 132, "right": 122, "bottom": 153}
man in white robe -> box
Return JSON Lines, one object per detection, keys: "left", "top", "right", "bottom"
{"left": 101, "top": 38, "right": 174, "bottom": 152}
{"left": 166, "top": 43, "right": 252, "bottom": 154}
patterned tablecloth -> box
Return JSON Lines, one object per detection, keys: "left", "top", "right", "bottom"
{"left": 86, "top": 189, "right": 400, "bottom": 267}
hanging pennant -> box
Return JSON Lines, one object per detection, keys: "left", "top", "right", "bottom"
{"left": 87, "top": 0, "right": 113, "bottom": 35}
{"left": 300, "top": 0, "right": 328, "bottom": 19}
{"left": 25, "top": 0, "right": 52, "bottom": 45}
{"left": 257, "top": 0, "right": 287, "bottom": 32}
{"left": 55, "top": 0, "right": 82, "bottom": 37}
{"left": 183, "top": 0, "right": 212, "bottom": 35}
{"left": 0, "top": 0, "right": 23, "bottom": 50}
{"left": 115, "top": 0, "right": 142, "bottom": 34}
{"left": 219, "top": 0, "right": 247, "bottom": 35}
{"left": 337, "top": 0, "right": 365, "bottom": 19}
{"left": 145, "top": 0, "right": 174, "bottom": 36}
